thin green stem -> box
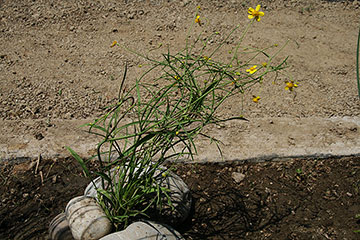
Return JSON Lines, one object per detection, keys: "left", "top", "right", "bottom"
{"left": 230, "top": 20, "right": 254, "bottom": 65}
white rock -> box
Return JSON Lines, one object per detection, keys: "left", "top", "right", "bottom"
{"left": 49, "top": 212, "right": 73, "bottom": 240}
{"left": 65, "top": 196, "right": 112, "bottom": 240}
{"left": 100, "top": 220, "right": 184, "bottom": 240}
{"left": 154, "top": 169, "right": 192, "bottom": 224}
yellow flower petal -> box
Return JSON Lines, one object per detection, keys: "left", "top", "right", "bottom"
{"left": 246, "top": 65, "right": 258, "bottom": 74}
{"left": 110, "top": 40, "right": 117, "bottom": 48}
{"left": 284, "top": 80, "right": 298, "bottom": 91}
{"left": 252, "top": 95, "right": 260, "bottom": 103}
{"left": 195, "top": 15, "right": 201, "bottom": 25}
{"left": 248, "top": 5, "right": 264, "bottom": 22}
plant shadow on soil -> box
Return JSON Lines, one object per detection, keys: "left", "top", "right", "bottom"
{"left": 0, "top": 156, "right": 359, "bottom": 240}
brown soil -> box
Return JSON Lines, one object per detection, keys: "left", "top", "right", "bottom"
{"left": 1, "top": 156, "right": 359, "bottom": 239}
{"left": 1, "top": 0, "right": 359, "bottom": 136}
{"left": 1, "top": 0, "right": 360, "bottom": 239}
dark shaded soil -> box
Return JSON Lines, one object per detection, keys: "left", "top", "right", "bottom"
{"left": 1, "top": 156, "right": 359, "bottom": 240}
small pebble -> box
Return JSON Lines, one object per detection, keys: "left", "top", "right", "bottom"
{"left": 232, "top": 172, "right": 245, "bottom": 183}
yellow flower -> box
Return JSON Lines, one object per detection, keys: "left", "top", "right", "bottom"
{"left": 285, "top": 80, "right": 298, "bottom": 91}
{"left": 174, "top": 75, "right": 180, "bottom": 80}
{"left": 110, "top": 40, "right": 117, "bottom": 48}
{"left": 195, "top": 15, "right": 201, "bottom": 25}
{"left": 261, "top": 62, "right": 268, "bottom": 67}
{"left": 203, "top": 56, "right": 211, "bottom": 61}
{"left": 252, "top": 96, "right": 260, "bottom": 103}
{"left": 246, "top": 65, "right": 257, "bottom": 74}
{"left": 248, "top": 5, "right": 264, "bottom": 22}
{"left": 176, "top": 131, "right": 179, "bottom": 135}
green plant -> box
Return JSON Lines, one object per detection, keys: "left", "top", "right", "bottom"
{"left": 355, "top": 213, "right": 360, "bottom": 233}
{"left": 67, "top": 5, "right": 292, "bottom": 230}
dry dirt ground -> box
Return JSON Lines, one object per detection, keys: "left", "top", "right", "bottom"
{"left": 0, "top": 0, "right": 360, "bottom": 239}
{"left": 0, "top": 0, "right": 360, "bottom": 161}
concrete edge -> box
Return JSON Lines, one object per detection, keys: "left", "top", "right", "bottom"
{"left": 1, "top": 152, "right": 360, "bottom": 166}
{"left": 169, "top": 153, "right": 360, "bottom": 165}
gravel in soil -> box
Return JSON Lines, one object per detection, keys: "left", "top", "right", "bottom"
{"left": 1, "top": 156, "right": 359, "bottom": 240}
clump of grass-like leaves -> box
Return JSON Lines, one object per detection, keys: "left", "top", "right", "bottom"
{"left": 67, "top": 5, "right": 291, "bottom": 230}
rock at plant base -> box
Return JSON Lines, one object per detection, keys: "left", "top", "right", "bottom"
{"left": 154, "top": 169, "right": 192, "bottom": 224}
{"left": 99, "top": 220, "right": 185, "bottom": 240}
{"left": 65, "top": 196, "right": 112, "bottom": 240}
{"left": 84, "top": 166, "right": 192, "bottom": 224}
{"left": 84, "top": 166, "right": 120, "bottom": 198}
{"left": 49, "top": 212, "right": 73, "bottom": 240}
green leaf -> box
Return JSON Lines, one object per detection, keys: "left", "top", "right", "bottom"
{"left": 65, "top": 146, "right": 90, "bottom": 177}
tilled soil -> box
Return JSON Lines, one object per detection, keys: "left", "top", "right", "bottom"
{"left": 0, "top": 156, "right": 359, "bottom": 239}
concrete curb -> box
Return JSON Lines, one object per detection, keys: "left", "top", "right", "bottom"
{"left": 1, "top": 116, "right": 359, "bottom": 164}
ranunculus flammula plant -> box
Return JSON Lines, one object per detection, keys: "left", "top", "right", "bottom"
{"left": 67, "top": 3, "right": 293, "bottom": 232}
